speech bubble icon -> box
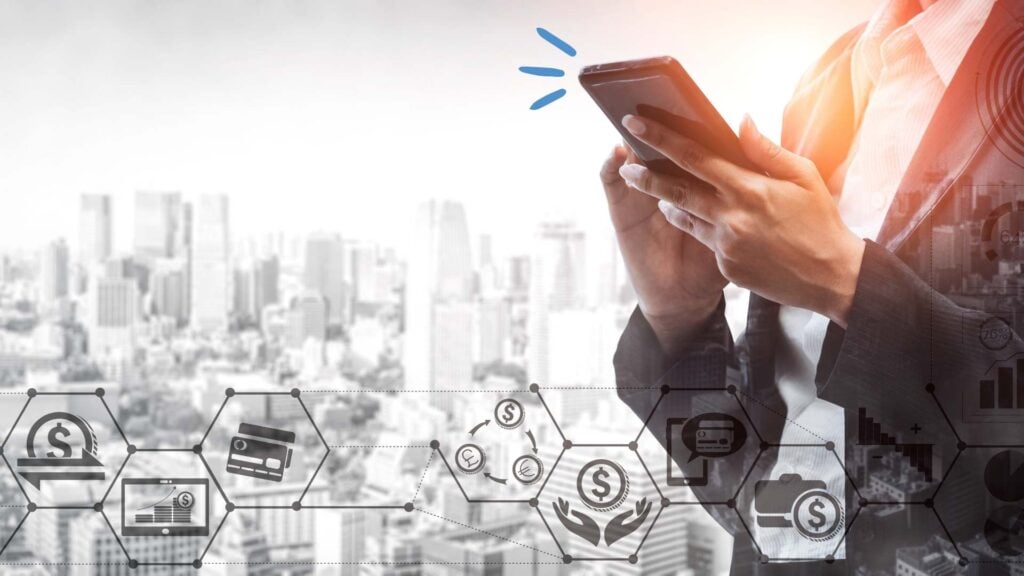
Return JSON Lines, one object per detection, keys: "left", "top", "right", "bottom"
{"left": 681, "top": 413, "right": 747, "bottom": 462}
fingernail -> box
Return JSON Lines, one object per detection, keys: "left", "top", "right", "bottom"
{"left": 657, "top": 199, "right": 673, "bottom": 215}
{"left": 618, "top": 163, "right": 646, "bottom": 184}
{"left": 743, "top": 113, "right": 758, "bottom": 134}
{"left": 622, "top": 114, "right": 646, "bottom": 136}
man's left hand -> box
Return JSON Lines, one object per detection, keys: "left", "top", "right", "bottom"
{"left": 618, "top": 114, "right": 866, "bottom": 328}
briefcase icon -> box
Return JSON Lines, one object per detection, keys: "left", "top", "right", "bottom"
{"left": 754, "top": 473, "right": 826, "bottom": 528}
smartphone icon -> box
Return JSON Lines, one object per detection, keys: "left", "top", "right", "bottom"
{"left": 666, "top": 417, "right": 708, "bottom": 486}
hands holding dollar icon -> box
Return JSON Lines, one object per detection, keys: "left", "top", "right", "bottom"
{"left": 552, "top": 459, "right": 652, "bottom": 548}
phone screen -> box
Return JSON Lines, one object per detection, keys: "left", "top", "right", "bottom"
{"left": 580, "top": 57, "right": 750, "bottom": 178}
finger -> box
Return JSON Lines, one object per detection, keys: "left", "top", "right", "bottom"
{"left": 600, "top": 145, "right": 628, "bottom": 186}
{"left": 738, "top": 114, "right": 817, "bottom": 184}
{"left": 657, "top": 200, "right": 715, "bottom": 249}
{"left": 618, "top": 163, "right": 720, "bottom": 221}
{"left": 622, "top": 114, "right": 751, "bottom": 193}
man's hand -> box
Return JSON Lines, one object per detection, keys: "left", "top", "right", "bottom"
{"left": 601, "top": 145, "right": 727, "bottom": 356}
{"left": 618, "top": 114, "right": 865, "bottom": 328}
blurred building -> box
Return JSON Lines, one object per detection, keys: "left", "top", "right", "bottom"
{"left": 404, "top": 200, "right": 474, "bottom": 412}
{"left": 38, "top": 238, "right": 69, "bottom": 310}
{"left": 79, "top": 194, "right": 113, "bottom": 265}
{"left": 287, "top": 291, "right": 328, "bottom": 349}
{"left": 134, "top": 190, "right": 182, "bottom": 260}
{"left": 87, "top": 275, "right": 138, "bottom": 356}
{"left": 528, "top": 221, "right": 586, "bottom": 387}
{"left": 305, "top": 233, "right": 347, "bottom": 326}
{"left": 191, "top": 194, "right": 230, "bottom": 331}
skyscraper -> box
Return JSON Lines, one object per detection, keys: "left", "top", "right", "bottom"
{"left": 235, "top": 256, "right": 280, "bottom": 326}
{"left": 150, "top": 258, "right": 189, "bottom": 326}
{"left": 404, "top": 200, "right": 474, "bottom": 404}
{"left": 304, "top": 233, "right": 347, "bottom": 326}
{"left": 87, "top": 275, "right": 138, "bottom": 356}
{"left": 134, "top": 191, "right": 181, "bottom": 260}
{"left": 79, "top": 194, "right": 112, "bottom": 265}
{"left": 38, "top": 238, "right": 70, "bottom": 308}
{"left": 287, "top": 291, "right": 328, "bottom": 349}
{"left": 190, "top": 194, "right": 230, "bottom": 332}
{"left": 528, "top": 221, "right": 586, "bottom": 387}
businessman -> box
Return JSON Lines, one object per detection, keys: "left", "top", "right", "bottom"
{"left": 608, "top": 0, "right": 1024, "bottom": 573}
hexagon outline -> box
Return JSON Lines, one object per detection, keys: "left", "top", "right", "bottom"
{"left": 533, "top": 444, "right": 668, "bottom": 565}
{"left": 435, "top": 383, "right": 564, "bottom": 504}
{"left": 197, "top": 387, "right": 330, "bottom": 508}
{"left": 1, "top": 387, "right": 130, "bottom": 508}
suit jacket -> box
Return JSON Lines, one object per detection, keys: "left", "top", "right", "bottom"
{"left": 614, "top": 2, "right": 1024, "bottom": 574}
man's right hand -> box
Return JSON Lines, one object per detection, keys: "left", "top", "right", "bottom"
{"left": 601, "top": 145, "right": 727, "bottom": 356}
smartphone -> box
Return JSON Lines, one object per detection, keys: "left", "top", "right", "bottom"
{"left": 579, "top": 56, "right": 753, "bottom": 178}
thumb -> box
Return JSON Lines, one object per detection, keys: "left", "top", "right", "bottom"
{"left": 739, "top": 114, "right": 815, "bottom": 183}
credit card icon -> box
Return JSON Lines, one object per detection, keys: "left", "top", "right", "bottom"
{"left": 226, "top": 423, "right": 295, "bottom": 482}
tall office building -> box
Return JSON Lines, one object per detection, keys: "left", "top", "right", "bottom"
{"left": 304, "top": 233, "right": 347, "bottom": 326}
{"left": 349, "top": 243, "right": 378, "bottom": 305}
{"left": 234, "top": 256, "right": 280, "bottom": 326}
{"left": 287, "top": 292, "right": 328, "bottom": 349}
{"left": 134, "top": 191, "right": 181, "bottom": 260}
{"left": 404, "top": 200, "right": 474, "bottom": 406}
{"left": 190, "top": 194, "right": 230, "bottom": 331}
{"left": 38, "top": 239, "right": 70, "bottom": 308}
{"left": 528, "top": 221, "right": 586, "bottom": 386}
{"left": 87, "top": 276, "right": 139, "bottom": 356}
{"left": 79, "top": 194, "right": 113, "bottom": 265}
{"left": 150, "top": 258, "right": 189, "bottom": 325}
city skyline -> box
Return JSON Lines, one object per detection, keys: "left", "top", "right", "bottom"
{"left": 0, "top": 0, "right": 879, "bottom": 252}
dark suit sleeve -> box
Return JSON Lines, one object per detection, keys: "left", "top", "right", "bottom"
{"left": 613, "top": 300, "right": 732, "bottom": 414}
{"left": 614, "top": 299, "right": 760, "bottom": 538}
{"left": 816, "top": 240, "right": 1024, "bottom": 443}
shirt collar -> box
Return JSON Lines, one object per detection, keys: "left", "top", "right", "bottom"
{"left": 908, "top": 0, "right": 997, "bottom": 86}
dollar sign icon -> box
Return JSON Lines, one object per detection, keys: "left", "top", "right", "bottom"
{"left": 793, "top": 489, "right": 843, "bottom": 541}
{"left": 808, "top": 497, "right": 827, "bottom": 530}
{"left": 577, "top": 459, "right": 629, "bottom": 511}
{"left": 47, "top": 422, "right": 72, "bottom": 458}
{"left": 494, "top": 399, "right": 524, "bottom": 429}
{"left": 591, "top": 466, "right": 611, "bottom": 501}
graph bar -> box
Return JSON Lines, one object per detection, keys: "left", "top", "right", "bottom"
{"left": 981, "top": 379, "right": 996, "bottom": 409}
{"left": 1018, "top": 359, "right": 1024, "bottom": 409}
{"left": 1000, "top": 367, "right": 1015, "bottom": 408}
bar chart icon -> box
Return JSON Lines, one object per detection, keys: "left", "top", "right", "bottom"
{"left": 857, "top": 408, "right": 934, "bottom": 482}
{"left": 965, "top": 358, "right": 1024, "bottom": 423}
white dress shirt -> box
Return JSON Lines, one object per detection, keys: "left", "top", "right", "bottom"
{"left": 754, "top": 0, "right": 996, "bottom": 560}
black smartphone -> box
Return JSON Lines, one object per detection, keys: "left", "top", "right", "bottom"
{"left": 579, "top": 56, "right": 753, "bottom": 178}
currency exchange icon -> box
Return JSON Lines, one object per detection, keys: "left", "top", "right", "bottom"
{"left": 494, "top": 398, "right": 525, "bottom": 430}
{"left": 16, "top": 412, "right": 105, "bottom": 489}
{"left": 455, "top": 443, "right": 485, "bottom": 475}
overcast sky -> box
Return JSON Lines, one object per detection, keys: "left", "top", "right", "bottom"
{"left": 0, "top": 0, "right": 879, "bottom": 255}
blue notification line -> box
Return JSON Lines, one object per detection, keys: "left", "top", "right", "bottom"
{"left": 536, "top": 27, "right": 577, "bottom": 57}
{"left": 530, "top": 88, "right": 567, "bottom": 110}
{"left": 518, "top": 66, "right": 566, "bottom": 77}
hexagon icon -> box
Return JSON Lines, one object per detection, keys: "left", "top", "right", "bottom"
{"left": 439, "top": 386, "right": 563, "bottom": 503}
{"left": 102, "top": 450, "right": 227, "bottom": 567}
{"left": 537, "top": 445, "right": 663, "bottom": 563}
{"left": 199, "top": 388, "right": 328, "bottom": 507}
{"left": 734, "top": 445, "right": 854, "bottom": 563}
{"left": 843, "top": 384, "right": 957, "bottom": 500}
{"left": 1, "top": 388, "right": 129, "bottom": 508}
{"left": 636, "top": 387, "right": 761, "bottom": 506}
{"left": 934, "top": 446, "right": 1024, "bottom": 567}
{"left": 299, "top": 389, "right": 436, "bottom": 508}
